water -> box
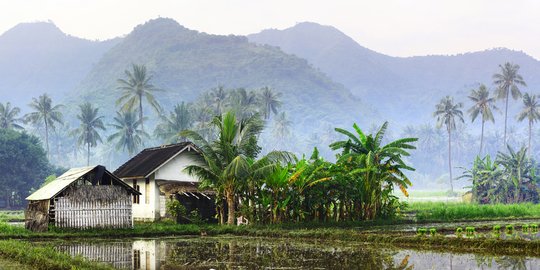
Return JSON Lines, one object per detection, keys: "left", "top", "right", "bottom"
{"left": 47, "top": 236, "right": 540, "bottom": 269}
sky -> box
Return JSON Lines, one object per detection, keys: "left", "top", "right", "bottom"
{"left": 1, "top": 0, "right": 539, "bottom": 59}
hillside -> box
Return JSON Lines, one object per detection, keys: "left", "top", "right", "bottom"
{"left": 248, "top": 22, "right": 540, "bottom": 125}
{"left": 0, "top": 22, "right": 120, "bottom": 108}
{"left": 71, "top": 18, "right": 376, "bottom": 140}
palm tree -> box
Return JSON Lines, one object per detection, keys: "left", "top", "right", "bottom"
{"left": 154, "top": 102, "right": 193, "bottom": 143}
{"left": 272, "top": 112, "right": 292, "bottom": 140}
{"left": 181, "top": 112, "right": 289, "bottom": 225}
{"left": 493, "top": 62, "right": 527, "bottom": 144}
{"left": 517, "top": 93, "right": 540, "bottom": 157}
{"left": 209, "top": 86, "right": 228, "bottom": 115}
{"left": 72, "top": 103, "right": 106, "bottom": 166}
{"left": 25, "top": 94, "right": 64, "bottom": 158}
{"left": 0, "top": 102, "right": 24, "bottom": 130}
{"left": 497, "top": 145, "right": 531, "bottom": 202}
{"left": 434, "top": 96, "right": 464, "bottom": 193}
{"left": 116, "top": 64, "right": 163, "bottom": 131}
{"left": 258, "top": 87, "right": 282, "bottom": 119}
{"left": 467, "top": 84, "right": 497, "bottom": 155}
{"left": 229, "top": 88, "right": 259, "bottom": 120}
{"left": 107, "top": 110, "right": 148, "bottom": 157}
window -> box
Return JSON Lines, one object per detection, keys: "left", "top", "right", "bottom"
{"left": 145, "top": 178, "right": 150, "bottom": 204}
{"left": 133, "top": 179, "right": 140, "bottom": 204}
{"left": 133, "top": 249, "right": 141, "bottom": 269}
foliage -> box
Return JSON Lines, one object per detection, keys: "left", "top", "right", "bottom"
{"left": 0, "top": 240, "right": 113, "bottom": 270}
{"left": 116, "top": 63, "right": 163, "bottom": 130}
{"left": 0, "top": 129, "right": 50, "bottom": 207}
{"left": 461, "top": 146, "right": 539, "bottom": 204}
{"left": 154, "top": 102, "right": 192, "bottom": 143}
{"left": 72, "top": 102, "right": 106, "bottom": 165}
{"left": 517, "top": 93, "right": 540, "bottom": 155}
{"left": 107, "top": 110, "right": 148, "bottom": 157}
{"left": 408, "top": 202, "right": 540, "bottom": 222}
{"left": 467, "top": 84, "right": 497, "bottom": 154}
{"left": 24, "top": 93, "right": 64, "bottom": 157}
{"left": 166, "top": 199, "right": 187, "bottom": 219}
{"left": 0, "top": 102, "right": 24, "bottom": 130}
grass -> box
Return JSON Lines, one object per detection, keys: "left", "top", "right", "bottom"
{"left": 407, "top": 202, "right": 540, "bottom": 222}
{"left": 0, "top": 211, "right": 24, "bottom": 222}
{"left": 0, "top": 240, "right": 114, "bottom": 270}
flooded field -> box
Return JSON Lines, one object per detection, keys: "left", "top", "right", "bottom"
{"left": 45, "top": 236, "right": 540, "bottom": 269}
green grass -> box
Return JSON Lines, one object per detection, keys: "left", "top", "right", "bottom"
{"left": 407, "top": 202, "right": 540, "bottom": 222}
{"left": 0, "top": 211, "right": 24, "bottom": 222}
{"left": 0, "top": 240, "right": 114, "bottom": 270}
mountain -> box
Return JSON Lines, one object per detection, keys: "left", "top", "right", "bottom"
{"left": 0, "top": 22, "right": 120, "bottom": 108}
{"left": 71, "top": 18, "right": 376, "bottom": 139}
{"left": 248, "top": 22, "right": 540, "bottom": 125}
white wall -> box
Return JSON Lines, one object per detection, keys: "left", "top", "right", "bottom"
{"left": 131, "top": 176, "right": 160, "bottom": 221}
{"left": 154, "top": 150, "right": 201, "bottom": 182}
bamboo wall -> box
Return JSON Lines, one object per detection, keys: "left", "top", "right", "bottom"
{"left": 55, "top": 196, "right": 132, "bottom": 229}
{"left": 57, "top": 243, "right": 132, "bottom": 269}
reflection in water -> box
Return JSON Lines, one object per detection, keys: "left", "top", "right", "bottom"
{"left": 54, "top": 237, "right": 540, "bottom": 270}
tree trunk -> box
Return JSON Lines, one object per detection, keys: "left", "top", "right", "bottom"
{"left": 479, "top": 119, "right": 485, "bottom": 155}
{"left": 87, "top": 142, "right": 90, "bottom": 166}
{"left": 139, "top": 97, "right": 144, "bottom": 131}
{"left": 448, "top": 129, "right": 454, "bottom": 193}
{"left": 503, "top": 89, "right": 509, "bottom": 146}
{"left": 528, "top": 120, "right": 532, "bottom": 159}
{"left": 44, "top": 120, "right": 49, "bottom": 160}
{"left": 226, "top": 189, "right": 235, "bottom": 225}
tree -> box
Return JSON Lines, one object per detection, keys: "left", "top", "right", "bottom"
{"left": 497, "top": 145, "right": 531, "bottom": 203}
{"left": 493, "top": 62, "right": 526, "bottom": 144}
{"left": 154, "top": 102, "right": 193, "bottom": 143}
{"left": 272, "top": 112, "right": 292, "bottom": 141}
{"left": 0, "top": 129, "right": 50, "bottom": 207}
{"left": 434, "top": 96, "right": 464, "bottom": 193}
{"left": 467, "top": 84, "right": 497, "bottom": 155}
{"left": 258, "top": 87, "right": 282, "bottom": 119}
{"left": 209, "top": 86, "right": 228, "bottom": 115}
{"left": 25, "top": 94, "right": 64, "bottom": 158}
{"left": 330, "top": 122, "right": 417, "bottom": 220}
{"left": 116, "top": 64, "right": 163, "bottom": 131}
{"left": 107, "top": 110, "right": 148, "bottom": 157}
{"left": 181, "top": 111, "right": 268, "bottom": 225}
{"left": 229, "top": 88, "right": 259, "bottom": 120}
{"left": 0, "top": 102, "right": 24, "bottom": 130}
{"left": 517, "top": 93, "right": 540, "bottom": 158}
{"left": 72, "top": 103, "right": 106, "bottom": 166}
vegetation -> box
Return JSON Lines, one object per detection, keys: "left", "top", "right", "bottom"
{"left": 467, "top": 84, "right": 497, "bottom": 155}
{"left": 517, "top": 93, "right": 540, "bottom": 156}
{"left": 408, "top": 202, "right": 540, "bottom": 222}
{"left": 72, "top": 103, "right": 106, "bottom": 166}
{"left": 0, "top": 102, "right": 24, "bottom": 130}
{"left": 24, "top": 94, "right": 64, "bottom": 158}
{"left": 116, "top": 64, "right": 162, "bottom": 131}
{"left": 107, "top": 110, "right": 148, "bottom": 157}
{"left": 493, "top": 62, "right": 526, "bottom": 145}
{"left": 461, "top": 146, "right": 538, "bottom": 204}
{"left": 433, "top": 96, "right": 464, "bottom": 192}
{"left": 0, "top": 240, "right": 113, "bottom": 270}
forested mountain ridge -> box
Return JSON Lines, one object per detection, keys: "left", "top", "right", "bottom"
{"left": 248, "top": 22, "right": 540, "bottom": 125}
{"left": 70, "top": 18, "right": 376, "bottom": 137}
{"left": 0, "top": 22, "right": 120, "bottom": 108}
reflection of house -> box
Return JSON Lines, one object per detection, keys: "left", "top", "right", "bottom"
{"left": 25, "top": 165, "right": 140, "bottom": 232}
{"left": 114, "top": 142, "right": 216, "bottom": 222}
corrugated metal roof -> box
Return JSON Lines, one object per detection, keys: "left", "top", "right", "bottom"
{"left": 26, "top": 166, "right": 97, "bottom": 201}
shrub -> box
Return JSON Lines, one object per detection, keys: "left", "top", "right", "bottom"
{"left": 506, "top": 224, "right": 514, "bottom": 235}
{"left": 455, "top": 227, "right": 463, "bottom": 237}
{"left": 429, "top": 228, "right": 437, "bottom": 236}
{"left": 166, "top": 200, "right": 186, "bottom": 219}
{"left": 465, "top": 227, "right": 475, "bottom": 238}
{"left": 417, "top": 228, "right": 427, "bottom": 236}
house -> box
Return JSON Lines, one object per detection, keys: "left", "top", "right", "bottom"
{"left": 114, "top": 142, "right": 216, "bottom": 222}
{"left": 25, "top": 165, "right": 140, "bottom": 232}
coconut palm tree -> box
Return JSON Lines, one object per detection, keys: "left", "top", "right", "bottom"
{"left": 272, "top": 112, "right": 292, "bottom": 140}
{"left": 493, "top": 62, "right": 527, "bottom": 144}
{"left": 517, "top": 93, "right": 540, "bottom": 157}
{"left": 181, "top": 111, "right": 289, "bottom": 225}
{"left": 258, "top": 87, "right": 282, "bottom": 119}
{"left": 467, "top": 84, "right": 497, "bottom": 155}
{"left": 154, "top": 102, "right": 193, "bottom": 143}
{"left": 72, "top": 103, "right": 106, "bottom": 166}
{"left": 434, "top": 96, "right": 464, "bottom": 193}
{"left": 0, "top": 102, "right": 24, "bottom": 130}
{"left": 209, "top": 86, "right": 228, "bottom": 115}
{"left": 25, "top": 94, "right": 64, "bottom": 158}
{"left": 116, "top": 64, "right": 163, "bottom": 131}
{"left": 107, "top": 110, "right": 148, "bottom": 157}
{"left": 229, "top": 88, "right": 259, "bottom": 120}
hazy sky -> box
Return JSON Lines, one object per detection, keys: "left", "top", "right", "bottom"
{"left": 1, "top": 0, "right": 539, "bottom": 59}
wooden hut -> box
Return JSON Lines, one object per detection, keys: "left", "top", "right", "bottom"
{"left": 25, "top": 165, "right": 140, "bottom": 232}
